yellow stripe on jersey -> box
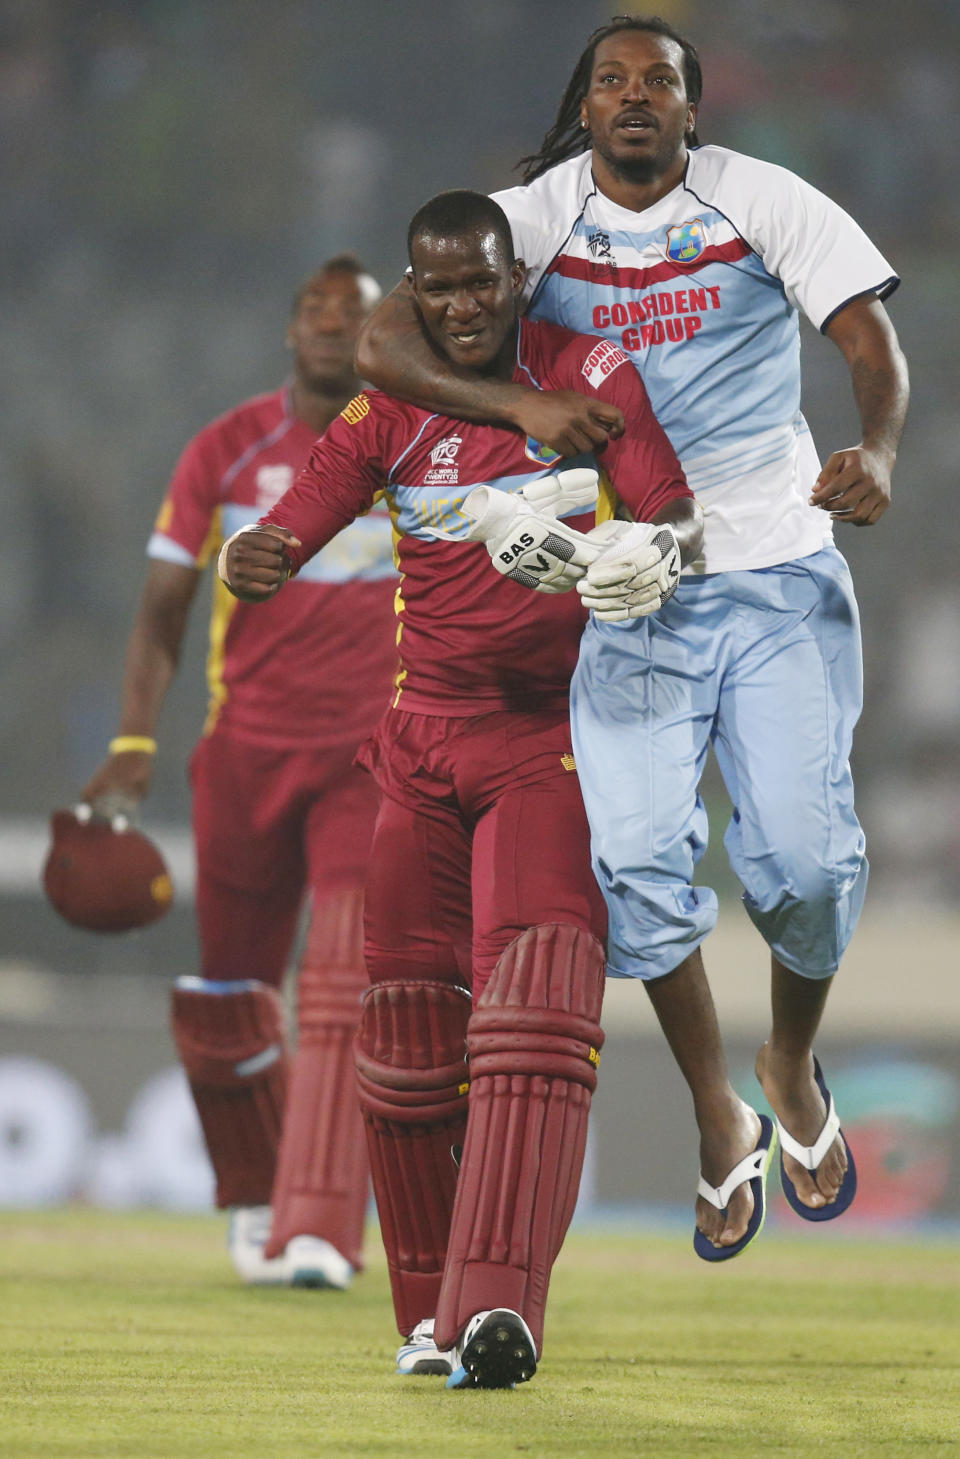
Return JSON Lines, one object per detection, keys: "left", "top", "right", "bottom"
{"left": 384, "top": 490, "right": 410, "bottom": 708}
{"left": 201, "top": 508, "right": 237, "bottom": 735}
{"left": 203, "top": 573, "right": 240, "bottom": 735}
{"left": 196, "top": 505, "right": 225, "bottom": 570}
{"left": 594, "top": 467, "right": 620, "bottom": 523}
{"left": 154, "top": 495, "right": 175, "bottom": 535}
{"left": 392, "top": 581, "right": 407, "bottom": 706}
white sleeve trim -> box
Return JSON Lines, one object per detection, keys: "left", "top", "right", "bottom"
{"left": 819, "top": 280, "right": 899, "bottom": 335}
{"left": 146, "top": 533, "right": 200, "bottom": 568}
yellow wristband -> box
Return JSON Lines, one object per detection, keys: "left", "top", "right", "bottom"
{"left": 108, "top": 736, "right": 158, "bottom": 756}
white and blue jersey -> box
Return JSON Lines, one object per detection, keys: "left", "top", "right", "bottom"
{"left": 493, "top": 147, "right": 897, "bottom": 979}
{"left": 494, "top": 146, "right": 898, "bottom": 574}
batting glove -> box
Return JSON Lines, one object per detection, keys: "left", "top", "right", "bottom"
{"left": 519, "top": 467, "right": 599, "bottom": 519}
{"left": 461, "top": 468, "right": 600, "bottom": 594}
{"left": 576, "top": 519, "right": 681, "bottom": 621}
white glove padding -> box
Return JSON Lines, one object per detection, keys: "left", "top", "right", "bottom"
{"left": 576, "top": 520, "right": 681, "bottom": 621}
{"left": 519, "top": 467, "right": 599, "bottom": 518}
{"left": 461, "top": 468, "right": 600, "bottom": 595}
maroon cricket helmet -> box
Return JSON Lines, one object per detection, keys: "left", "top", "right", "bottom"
{"left": 42, "top": 807, "right": 174, "bottom": 933}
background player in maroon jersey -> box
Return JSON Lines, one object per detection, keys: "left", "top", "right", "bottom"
{"left": 81, "top": 256, "right": 398, "bottom": 1289}
{"left": 220, "top": 191, "right": 702, "bottom": 1387}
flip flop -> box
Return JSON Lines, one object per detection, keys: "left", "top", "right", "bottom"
{"left": 693, "top": 1114, "right": 777, "bottom": 1262}
{"left": 776, "top": 1057, "right": 857, "bottom": 1222}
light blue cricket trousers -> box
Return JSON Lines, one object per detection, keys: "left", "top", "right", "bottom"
{"left": 570, "top": 546, "right": 868, "bottom": 981}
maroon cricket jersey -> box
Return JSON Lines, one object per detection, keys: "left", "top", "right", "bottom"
{"left": 148, "top": 386, "right": 399, "bottom": 747}
{"left": 264, "top": 319, "right": 691, "bottom": 716}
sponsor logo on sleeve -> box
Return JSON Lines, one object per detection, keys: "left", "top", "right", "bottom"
{"left": 581, "top": 337, "right": 630, "bottom": 388}
{"left": 341, "top": 393, "right": 370, "bottom": 425}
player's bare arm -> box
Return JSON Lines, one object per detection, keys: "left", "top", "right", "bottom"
{"left": 356, "top": 280, "right": 624, "bottom": 457}
{"left": 220, "top": 524, "right": 301, "bottom": 602}
{"left": 81, "top": 559, "right": 200, "bottom": 809}
{"left": 651, "top": 494, "right": 702, "bottom": 566}
{"left": 812, "top": 296, "right": 909, "bottom": 526}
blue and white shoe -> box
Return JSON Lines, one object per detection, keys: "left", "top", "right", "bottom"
{"left": 445, "top": 1309, "right": 537, "bottom": 1390}
{"left": 396, "top": 1318, "right": 454, "bottom": 1377}
{"left": 227, "top": 1206, "right": 353, "bottom": 1289}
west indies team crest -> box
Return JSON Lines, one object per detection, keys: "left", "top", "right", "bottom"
{"left": 524, "top": 436, "right": 561, "bottom": 466}
{"left": 666, "top": 217, "right": 707, "bottom": 263}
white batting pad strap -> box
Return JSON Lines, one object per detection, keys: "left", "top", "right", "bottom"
{"left": 216, "top": 524, "right": 262, "bottom": 585}
{"left": 697, "top": 1144, "right": 768, "bottom": 1212}
{"left": 776, "top": 1096, "right": 840, "bottom": 1171}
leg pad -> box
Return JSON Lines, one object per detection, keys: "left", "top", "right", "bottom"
{"left": 171, "top": 976, "right": 288, "bottom": 1208}
{"left": 266, "top": 888, "right": 370, "bottom": 1267}
{"left": 434, "top": 924, "right": 605, "bottom": 1354}
{"left": 355, "top": 979, "right": 471, "bottom": 1336}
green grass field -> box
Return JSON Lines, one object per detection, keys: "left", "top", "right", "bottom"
{"left": 0, "top": 1211, "right": 957, "bottom": 1459}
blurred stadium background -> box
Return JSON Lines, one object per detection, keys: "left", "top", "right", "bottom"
{"left": 1, "top": 0, "right": 958, "bottom": 1227}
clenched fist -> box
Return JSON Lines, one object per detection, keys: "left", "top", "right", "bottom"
{"left": 218, "top": 525, "right": 302, "bottom": 602}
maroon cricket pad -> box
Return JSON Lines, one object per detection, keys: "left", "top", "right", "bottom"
{"left": 171, "top": 979, "right": 288, "bottom": 1208}
{"left": 266, "top": 889, "right": 370, "bottom": 1265}
{"left": 433, "top": 923, "right": 605, "bottom": 1354}
{"left": 355, "top": 979, "right": 471, "bottom": 1337}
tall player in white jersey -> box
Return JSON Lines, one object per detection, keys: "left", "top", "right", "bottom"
{"left": 356, "top": 16, "right": 909, "bottom": 1259}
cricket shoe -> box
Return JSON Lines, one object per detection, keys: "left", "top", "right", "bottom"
{"left": 227, "top": 1205, "right": 353, "bottom": 1289}
{"left": 396, "top": 1318, "right": 455, "bottom": 1377}
{"left": 445, "top": 1309, "right": 537, "bottom": 1390}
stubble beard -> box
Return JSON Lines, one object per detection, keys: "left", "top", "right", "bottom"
{"left": 593, "top": 129, "right": 686, "bottom": 188}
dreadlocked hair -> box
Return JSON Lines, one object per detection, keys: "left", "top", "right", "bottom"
{"left": 517, "top": 14, "right": 703, "bottom": 184}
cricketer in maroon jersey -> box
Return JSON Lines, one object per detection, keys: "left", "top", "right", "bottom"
{"left": 82, "top": 256, "right": 397, "bottom": 1291}
{"left": 260, "top": 314, "right": 685, "bottom": 716}
{"left": 221, "top": 191, "right": 702, "bottom": 1389}
{"left": 152, "top": 383, "right": 396, "bottom": 746}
